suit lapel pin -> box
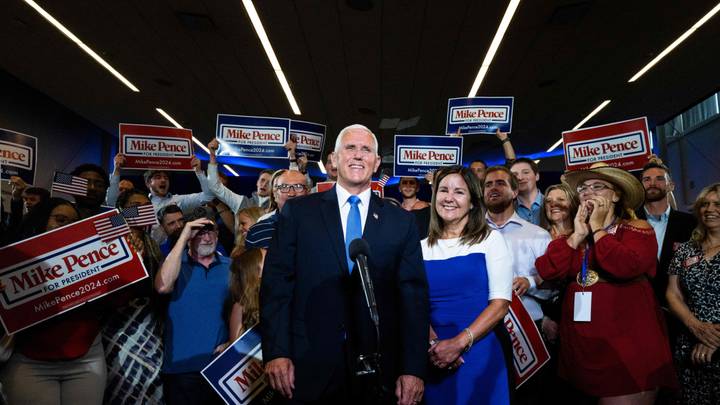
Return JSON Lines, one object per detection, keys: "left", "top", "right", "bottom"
{"left": 373, "top": 212, "right": 379, "bottom": 220}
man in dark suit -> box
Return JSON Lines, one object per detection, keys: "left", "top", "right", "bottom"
{"left": 636, "top": 161, "right": 696, "bottom": 306}
{"left": 261, "top": 124, "right": 428, "bottom": 405}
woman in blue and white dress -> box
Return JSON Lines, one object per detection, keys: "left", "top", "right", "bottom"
{"left": 423, "top": 165, "right": 513, "bottom": 405}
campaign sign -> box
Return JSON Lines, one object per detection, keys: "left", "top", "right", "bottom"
{"left": 216, "top": 114, "right": 290, "bottom": 159}
{"left": 446, "top": 97, "right": 514, "bottom": 135}
{"left": 394, "top": 135, "right": 463, "bottom": 177}
{"left": 202, "top": 325, "right": 276, "bottom": 405}
{"left": 290, "top": 120, "right": 325, "bottom": 162}
{"left": 316, "top": 181, "right": 385, "bottom": 198}
{"left": 119, "top": 124, "right": 194, "bottom": 171}
{"left": 0, "top": 128, "right": 37, "bottom": 184}
{"left": 0, "top": 211, "right": 148, "bottom": 334}
{"left": 504, "top": 293, "right": 550, "bottom": 388}
{"left": 562, "top": 117, "right": 651, "bottom": 171}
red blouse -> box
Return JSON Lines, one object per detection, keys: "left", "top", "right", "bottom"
{"left": 536, "top": 222, "right": 677, "bottom": 396}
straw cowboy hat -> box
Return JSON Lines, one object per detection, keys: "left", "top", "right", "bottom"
{"left": 563, "top": 163, "right": 645, "bottom": 210}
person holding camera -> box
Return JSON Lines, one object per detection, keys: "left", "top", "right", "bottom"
{"left": 154, "top": 207, "right": 230, "bottom": 405}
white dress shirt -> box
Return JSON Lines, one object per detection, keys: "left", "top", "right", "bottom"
{"left": 644, "top": 205, "right": 670, "bottom": 260}
{"left": 335, "top": 183, "right": 372, "bottom": 240}
{"left": 486, "top": 212, "right": 553, "bottom": 321}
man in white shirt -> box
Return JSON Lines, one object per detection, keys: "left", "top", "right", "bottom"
{"left": 482, "top": 165, "right": 553, "bottom": 324}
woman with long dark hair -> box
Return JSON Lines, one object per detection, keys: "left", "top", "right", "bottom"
{"left": 1, "top": 198, "right": 108, "bottom": 405}
{"left": 422, "top": 165, "right": 513, "bottom": 405}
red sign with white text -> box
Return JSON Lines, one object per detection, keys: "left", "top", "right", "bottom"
{"left": 0, "top": 211, "right": 148, "bottom": 334}
{"left": 316, "top": 181, "right": 385, "bottom": 198}
{"left": 120, "top": 123, "right": 194, "bottom": 171}
{"left": 562, "top": 117, "right": 651, "bottom": 172}
{"left": 504, "top": 293, "right": 551, "bottom": 388}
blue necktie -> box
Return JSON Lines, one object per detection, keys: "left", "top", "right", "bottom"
{"left": 345, "top": 195, "right": 361, "bottom": 272}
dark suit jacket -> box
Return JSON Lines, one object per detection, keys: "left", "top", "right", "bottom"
{"left": 636, "top": 207, "right": 696, "bottom": 305}
{"left": 260, "top": 187, "right": 429, "bottom": 401}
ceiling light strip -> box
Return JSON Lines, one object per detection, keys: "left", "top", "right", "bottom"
{"left": 156, "top": 108, "right": 211, "bottom": 155}
{"left": 22, "top": 0, "right": 140, "bottom": 92}
{"left": 241, "top": 0, "right": 301, "bottom": 115}
{"left": 156, "top": 108, "right": 239, "bottom": 176}
{"left": 546, "top": 100, "right": 611, "bottom": 152}
{"left": 628, "top": 2, "right": 720, "bottom": 82}
{"left": 468, "top": 0, "right": 521, "bottom": 97}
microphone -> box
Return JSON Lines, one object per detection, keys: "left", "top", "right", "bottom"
{"left": 349, "top": 239, "right": 379, "bottom": 330}
{"left": 349, "top": 238, "right": 381, "bottom": 379}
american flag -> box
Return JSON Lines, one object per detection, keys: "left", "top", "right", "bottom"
{"left": 120, "top": 204, "right": 158, "bottom": 227}
{"left": 93, "top": 213, "right": 130, "bottom": 242}
{"left": 52, "top": 172, "right": 88, "bottom": 196}
{"left": 377, "top": 174, "right": 391, "bottom": 188}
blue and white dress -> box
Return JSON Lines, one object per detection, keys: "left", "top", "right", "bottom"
{"left": 422, "top": 230, "right": 513, "bottom": 405}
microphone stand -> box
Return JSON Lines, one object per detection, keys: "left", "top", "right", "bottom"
{"left": 354, "top": 253, "right": 387, "bottom": 401}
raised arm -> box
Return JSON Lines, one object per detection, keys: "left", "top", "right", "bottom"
{"left": 496, "top": 129, "right": 516, "bottom": 164}
{"left": 105, "top": 153, "right": 124, "bottom": 207}
{"left": 155, "top": 218, "right": 211, "bottom": 293}
{"left": 206, "top": 139, "right": 248, "bottom": 213}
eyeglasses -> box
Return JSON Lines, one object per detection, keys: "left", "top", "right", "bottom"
{"left": 275, "top": 184, "right": 307, "bottom": 193}
{"left": 577, "top": 183, "right": 614, "bottom": 194}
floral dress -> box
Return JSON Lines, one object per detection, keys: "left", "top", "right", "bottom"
{"left": 668, "top": 241, "right": 720, "bottom": 404}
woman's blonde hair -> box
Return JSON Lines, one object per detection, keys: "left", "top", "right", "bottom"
{"left": 230, "top": 248, "right": 264, "bottom": 331}
{"left": 231, "top": 207, "right": 265, "bottom": 258}
{"left": 691, "top": 182, "right": 720, "bottom": 246}
{"left": 540, "top": 183, "right": 579, "bottom": 231}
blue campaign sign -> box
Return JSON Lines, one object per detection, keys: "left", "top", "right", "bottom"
{"left": 446, "top": 96, "right": 514, "bottom": 135}
{"left": 201, "top": 325, "right": 276, "bottom": 405}
{"left": 0, "top": 128, "right": 38, "bottom": 185}
{"left": 290, "top": 120, "right": 326, "bottom": 162}
{"left": 394, "top": 135, "right": 463, "bottom": 177}
{"left": 216, "top": 114, "right": 290, "bottom": 159}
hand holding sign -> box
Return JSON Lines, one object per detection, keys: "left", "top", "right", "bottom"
{"left": 9, "top": 176, "right": 27, "bottom": 199}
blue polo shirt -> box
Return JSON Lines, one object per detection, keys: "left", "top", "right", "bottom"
{"left": 162, "top": 251, "right": 231, "bottom": 374}
{"left": 515, "top": 192, "right": 544, "bottom": 226}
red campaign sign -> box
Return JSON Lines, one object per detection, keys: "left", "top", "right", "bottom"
{"left": 0, "top": 211, "right": 148, "bottom": 334}
{"left": 562, "top": 117, "right": 651, "bottom": 172}
{"left": 504, "top": 293, "right": 551, "bottom": 388}
{"left": 316, "top": 181, "right": 385, "bottom": 198}
{"left": 119, "top": 123, "right": 194, "bottom": 171}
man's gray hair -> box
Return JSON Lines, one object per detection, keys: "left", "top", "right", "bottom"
{"left": 334, "top": 124, "right": 379, "bottom": 155}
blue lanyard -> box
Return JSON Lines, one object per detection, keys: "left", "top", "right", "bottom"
{"left": 581, "top": 248, "right": 589, "bottom": 285}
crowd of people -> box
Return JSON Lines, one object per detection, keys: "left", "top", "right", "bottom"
{"left": 0, "top": 124, "right": 718, "bottom": 405}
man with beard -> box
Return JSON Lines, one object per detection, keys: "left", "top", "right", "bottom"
{"left": 158, "top": 204, "right": 185, "bottom": 256}
{"left": 70, "top": 163, "right": 112, "bottom": 219}
{"left": 483, "top": 166, "right": 554, "bottom": 404}
{"left": 635, "top": 161, "right": 696, "bottom": 305}
{"left": 154, "top": 207, "right": 229, "bottom": 405}
{"left": 483, "top": 166, "right": 552, "bottom": 323}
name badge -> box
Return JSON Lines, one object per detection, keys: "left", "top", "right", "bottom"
{"left": 573, "top": 292, "right": 592, "bottom": 322}
{"left": 683, "top": 255, "right": 701, "bottom": 268}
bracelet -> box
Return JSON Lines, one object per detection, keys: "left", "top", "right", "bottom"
{"left": 591, "top": 228, "right": 604, "bottom": 236}
{"left": 462, "top": 328, "right": 474, "bottom": 353}
{"left": 289, "top": 158, "right": 297, "bottom": 162}
{"left": 501, "top": 138, "right": 511, "bottom": 144}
